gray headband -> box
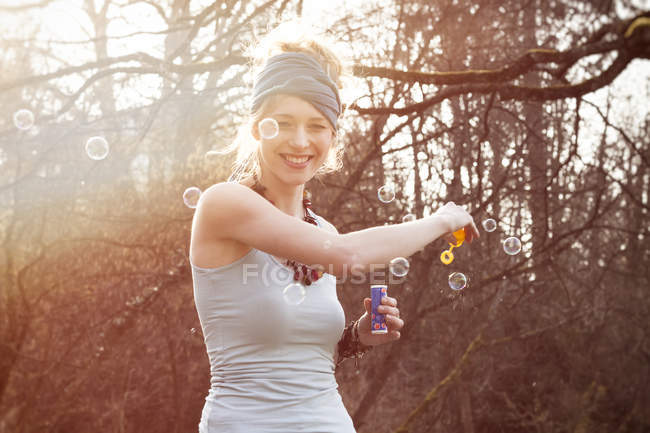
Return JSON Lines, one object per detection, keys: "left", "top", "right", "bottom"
{"left": 251, "top": 52, "right": 341, "bottom": 130}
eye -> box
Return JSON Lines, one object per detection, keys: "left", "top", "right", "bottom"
{"left": 277, "top": 121, "right": 291, "bottom": 127}
{"left": 310, "top": 124, "right": 327, "bottom": 130}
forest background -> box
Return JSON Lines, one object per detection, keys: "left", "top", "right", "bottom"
{"left": 1, "top": 0, "right": 649, "bottom": 432}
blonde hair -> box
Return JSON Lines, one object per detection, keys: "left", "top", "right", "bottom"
{"left": 225, "top": 21, "right": 350, "bottom": 183}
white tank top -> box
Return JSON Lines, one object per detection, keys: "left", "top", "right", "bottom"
{"left": 191, "top": 212, "right": 357, "bottom": 432}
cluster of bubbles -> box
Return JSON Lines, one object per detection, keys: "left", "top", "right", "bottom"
{"left": 184, "top": 117, "right": 281, "bottom": 209}
{"left": 13, "top": 109, "right": 113, "bottom": 162}
{"left": 383, "top": 194, "right": 522, "bottom": 292}
{"left": 481, "top": 218, "right": 523, "bottom": 255}
{"left": 376, "top": 184, "right": 414, "bottom": 280}
{"left": 441, "top": 218, "right": 522, "bottom": 291}
{"left": 375, "top": 184, "right": 412, "bottom": 279}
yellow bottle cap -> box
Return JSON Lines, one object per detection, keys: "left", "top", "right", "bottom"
{"left": 450, "top": 228, "right": 465, "bottom": 247}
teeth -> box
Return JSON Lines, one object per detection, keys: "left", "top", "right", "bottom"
{"left": 284, "top": 155, "right": 310, "bottom": 164}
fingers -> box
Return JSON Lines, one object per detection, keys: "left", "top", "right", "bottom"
{"left": 381, "top": 296, "right": 397, "bottom": 307}
{"left": 463, "top": 221, "right": 480, "bottom": 243}
{"left": 469, "top": 220, "right": 480, "bottom": 241}
{"left": 378, "top": 304, "right": 399, "bottom": 317}
{"left": 379, "top": 297, "right": 400, "bottom": 315}
{"left": 443, "top": 202, "right": 481, "bottom": 243}
{"left": 385, "top": 314, "right": 404, "bottom": 330}
{"left": 378, "top": 296, "right": 404, "bottom": 332}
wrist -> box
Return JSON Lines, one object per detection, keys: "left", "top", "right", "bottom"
{"left": 354, "top": 319, "right": 370, "bottom": 348}
{"left": 335, "top": 319, "right": 373, "bottom": 369}
{"left": 430, "top": 213, "right": 453, "bottom": 235}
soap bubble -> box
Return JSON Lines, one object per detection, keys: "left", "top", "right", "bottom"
{"left": 258, "top": 118, "right": 279, "bottom": 139}
{"left": 389, "top": 257, "right": 409, "bottom": 277}
{"left": 378, "top": 185, "right": 395, "bottom": 203}
{"left": 13, "top": 109, "right": 35, "bottom": 130}
{"left": 448, "top": 272, "right": 468, "bottom": 290}
{"left": 503, "top": 237, "right": 522, "bottom": 255}
{"left": 402, "top": 213, "right": 416, "bottom": 223}
{"left": 283, "top": 282, "right": 306, "bottom": 306}
{"left": 85, "top": 136, "right": 109, "bottom": 160}
{"left": 183, "top": 186, "right": 202, "bottom": 209}
{"left": 482, "top": 218, "right": 497, "bottom": 232}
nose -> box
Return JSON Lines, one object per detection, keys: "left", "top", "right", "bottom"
{"left": 289, "top": 126, "right": 309, "bottom": 149}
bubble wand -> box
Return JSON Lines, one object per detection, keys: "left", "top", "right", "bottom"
{"left": 440, "top": 229, "right": 465, "bottom": 265}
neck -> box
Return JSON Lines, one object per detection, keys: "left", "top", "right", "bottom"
{"left": 254, "top": 169, "right": 305, "bottom": 219}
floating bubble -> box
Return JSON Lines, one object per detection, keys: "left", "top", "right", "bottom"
{"left": 448, "top": 272, "right": 468, "bottom": 290}
{"left": 183, "top": 186, "right": 202, "bottom": 209}
{"left": 190, "top": 328, "right": 198, "bottom": 336}
{"left": 503, "top": 236, "right": 522, "bottom": 255}
{"left": 258, "top": 118, "right": 279, "bottom": 139}
{"left": 402, "top": 213, "right": 416, "bottom": 223}
{"left": 482, "top": 218, "right": 497, "bottom": 232}
{"left": 282, "top": 282, "right": 306, "bottom": 306}
{"left": 378, "top": 185, "right": 395, "bottom": 203}
{"left": 389, "top": 257, "right": 409, "bottom": 277}
{"left": 85, "top": 136, "right": 109, "bottom": 160}
{"left": 13, "top": 109, "right": 34, "bottom": 130}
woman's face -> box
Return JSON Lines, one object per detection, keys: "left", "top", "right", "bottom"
{"left": 254, "top": 94, "right": 335, "bottom": 187}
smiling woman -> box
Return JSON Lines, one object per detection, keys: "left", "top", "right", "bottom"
{"left": 253, "top": 95, "right": 334, "bottom": 185}
{"left": 188, "top": 20, "right": 478, "bottom": 433}
{"left": 224, "top": 27, "right": 347, "bottom": 185}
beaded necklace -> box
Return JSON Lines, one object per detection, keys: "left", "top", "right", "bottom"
{"left": 251, "top": 173, "right": 324, "bottom": 286}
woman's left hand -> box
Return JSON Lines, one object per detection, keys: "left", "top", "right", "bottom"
{"left": 357, "top": 296, "right": 404, "bottom": 346}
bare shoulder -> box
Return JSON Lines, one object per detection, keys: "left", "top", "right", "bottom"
{"left": 200, "top": 180, "right": 254, "bottom": 205}
{"left": 190, "top": 181, "right": 259, "bottom": 268}
{"left": 196, "top": 180, "right": 263, "bottom": 221}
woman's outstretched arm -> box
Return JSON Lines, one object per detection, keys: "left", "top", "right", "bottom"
{"left": 193, "top": 182, "right": 478, "bottom": 277}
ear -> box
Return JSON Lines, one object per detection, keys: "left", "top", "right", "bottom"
{"left": 251, "top": 121, "right": 260, "bottom": 141}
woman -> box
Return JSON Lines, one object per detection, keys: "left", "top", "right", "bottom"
{"left": 189, "top": 24, "right": 479, "bottom": 433}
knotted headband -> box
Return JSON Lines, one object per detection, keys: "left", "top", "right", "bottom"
{"left": 251, "top": 52, "right": 342, "bottom": 130}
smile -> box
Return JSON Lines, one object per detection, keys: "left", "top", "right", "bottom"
{"left": 281, "top": 154, "right": 313, "bottom": 165}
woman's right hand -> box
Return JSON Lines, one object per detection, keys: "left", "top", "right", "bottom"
{"left": 432, "top": 202, "right": 480, "bottom": 244}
